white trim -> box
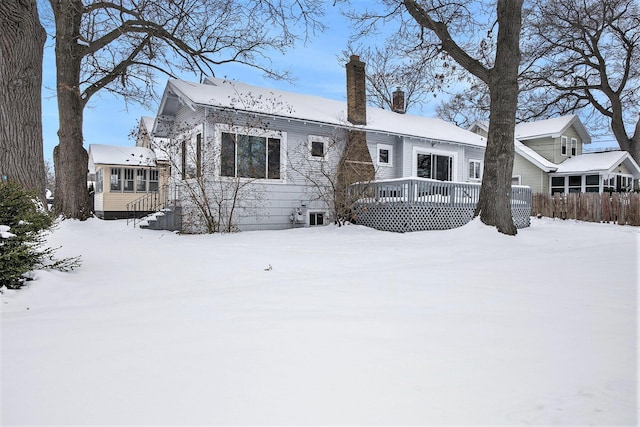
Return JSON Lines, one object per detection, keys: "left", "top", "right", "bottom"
{"left": 308, "top": 135, "right": 330, "bottom": 161}
{"left": 561, "top": 136, "right": 568, "bottom": 156}
{"left": 511, "top": 175, "right": 522, "bottom": 185}
{"left": 377, "top": 143, "right": 394, "bottom": 167}
{"left": 570, "top": 138, "right": 577, "bottom": 156}
{"left": 468, "top": 158, "right": 482, "bottom": 181}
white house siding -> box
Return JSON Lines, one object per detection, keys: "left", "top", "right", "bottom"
{"left": 513, "top": 153, "right": 548, "bottom": 193}
{"left": 366, "top": 132, "right": 401, "bottom": 180}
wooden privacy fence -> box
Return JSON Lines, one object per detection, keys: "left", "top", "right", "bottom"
{"left": 532, "top": 192, "right": 640, "bottom": 226}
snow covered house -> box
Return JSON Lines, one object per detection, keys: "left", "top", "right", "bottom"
{"left": 88, "top": 144, "right": 169, "bottom": 220}
{"left": 469, "top": 115, "right": 640, "bottom": 194}
{"left": 146, "top": 55, "right": 501, "bottom": 232}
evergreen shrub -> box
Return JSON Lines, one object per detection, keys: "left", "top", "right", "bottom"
{"left": 0, "top": 181, "right": 80, "bottom": 289}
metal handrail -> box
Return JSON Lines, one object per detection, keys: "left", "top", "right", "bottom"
{"left": 126, "top": 184, "right": 169, "bottom": 226}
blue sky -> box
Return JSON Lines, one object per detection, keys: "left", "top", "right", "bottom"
{"left": 40, "top": 5, "right": 390, "bottom": 162}
{"left": 40, "top": 3, "right": 617, "bottom": 162}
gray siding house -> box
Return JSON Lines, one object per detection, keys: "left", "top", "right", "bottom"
{"left": 146, "top": 57, "right": 489, "bottom": 232}
{"left": 470, "top": 116, "right": 640, "bottom": 194}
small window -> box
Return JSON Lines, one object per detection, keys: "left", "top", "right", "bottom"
{"left": 561, "top": 136, "right": 568, "bottom": 156}
{"left": 149, "top": 170, "right": 159, "bottom": 191}
{"left": 95, "top": 169, "right": 103, "bottom": 193}
{"left": 585, "top": 174, "right": 599, "bottom": 193}
{"left": 377, "top": 144, "right": 393, "bottom": 167}
{"left": 511, "top": 176, "right": 521, "bottom": 186}
{"left": 123, "top": 168, "right": 135, "bottom": 192}
{"left": 551, "top": 176, "right": 565, "bottom": 194}
{"left": 311, "top": 140, "right": 325, "bottom": 158}
{"left": 309, "top": 212, "right": 324, "bottom": 226}
{"left": 469, "top": 159, "right": 482, "bottom": 180}
{"left": 568, "top": 175, "right": 581, "bottom": 193}
{"left": 571, "top": 138, "right": 577, "bottom": 156}
{"left": 136, "top": 169, "right": 147, "bottom": 192}
{"left": 110, "top": 168, "right": 121, "bottom": 191}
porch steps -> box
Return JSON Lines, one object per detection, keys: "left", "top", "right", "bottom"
{"left": 138, "top": 206, "right": 182, "bottom": 231}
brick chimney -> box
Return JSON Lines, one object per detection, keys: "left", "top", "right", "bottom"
{"left": 346, "top": 55, "right": 366, "bottom": 125}
{"left": 392, "top": 87, "right": 405, "bottom": 114}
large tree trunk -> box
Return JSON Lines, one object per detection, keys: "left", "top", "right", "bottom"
{"left": 0, "top": 0, "right": 46, "bottom": 200}
{"left": 473, "top": 0, "right": 522, "bottom": 236}
{"left": 611, "top": 110, "right": 640, "bottom": 165}
{"left": 51, "top": 0, "right": 91, "bottom": 219}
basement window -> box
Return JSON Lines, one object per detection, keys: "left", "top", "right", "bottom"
{"left": 309, "top": 212, "right": 324, "bottom": 226}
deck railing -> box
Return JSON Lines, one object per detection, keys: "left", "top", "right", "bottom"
{"left": 348, "top": 178, "right": 531, "bottom": 232}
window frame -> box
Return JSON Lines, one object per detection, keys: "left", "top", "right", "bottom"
{"left": 376, "top": 143, "right": 394, "bottom": 167}
{"left": 309, "top": 211, "right": 325, "bottom": 226}
{"left": 561, "top": 136, "right": 568, "bottom": 156}
{"left": 218, "top": 126, "right": 285, "bottom": 181}
{"left": 468, "top": 159, "right": 482, "bottom": 181}
{"left": 412, "top": 146, "right": 457, "bottom": 182}
{"left": 95, "top": 168, "right": 104, "bottom": 193}
{"left": 110, "top": 167, "right": 122, "bottom": 191}
{"left": 308, "top": 135, "right": 330, "bottom": 161}
{"left": 570, "top": 138, "right": 577, "bottom": 156}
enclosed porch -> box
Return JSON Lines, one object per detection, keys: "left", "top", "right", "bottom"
{"left": 349, "top": 178, "right": 532, "bottom": 233}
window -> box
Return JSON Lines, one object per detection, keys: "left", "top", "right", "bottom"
{"left": 551, "top": 176, "right": 565, "bottom": 194}
{"left": 417, "top": 153, "right": 452, "bottom": 181}
{"left": 181, "top": 139, "right": 187, "bottom": 179}
{"left": 571, "top": 138, "right": 577, "bottom": 156}
{"left": 512, "top": 175, "right": 522, "bottom": 186}
{"left": 377, "top": 144, "right": 393, "bottom": 167}
{"left": 136, "top": 169, "right": 147, "bottom": 192}
{"left": 123, "top": 168, "right": 135, "bottom": 192}
{"left": 585, "top": 174, "right": 599, "bottom": 192}
{"left": 568, "top": 175, "right": 581, "bottom": 193}
{"left": 468, "top": 159, "right": 482, "bottom": 181}
{"left": 95, "top": 169, "right": 103, "bottom": 193}
{"left": 110, "top": 168, "right": 121, "bottom": 191}
{"left": 561, "top": 136, "right": 568, "bottom": 156}
{"left": 618, "top": 176, "right": 634, "bottom": 192}
{"left": 309, "top": 212, "right": 324, "bottom": 226}
{"left": 220, "top": 132, "right": 281, "bottom": 179}
{"left": 311, "top": 140, "right": 325, "bottom": 158}
{"left": 196, "top": 133, "right": 202, "bottom": 178}
{"left": 149, "top": 170, "right": 159, "bottom": 191}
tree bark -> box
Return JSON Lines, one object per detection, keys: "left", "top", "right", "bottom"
{"left": 50, "top": 0, "right": 91, "bottom": 219}
{"left": 0, "top": 0, "right": 46, "bottom": 200}
{"left": 474, "top": 0, "right": 522, "bottom": 235}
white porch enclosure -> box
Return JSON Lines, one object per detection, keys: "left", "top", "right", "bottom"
{"left": 349, "top": 178, "right": 532, "bottom": 232}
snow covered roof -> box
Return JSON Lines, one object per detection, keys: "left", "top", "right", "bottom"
{"left": 553, "top": 151, "right": 640, "bottom": 176}
{"left": 156, "top": 77, "right": 486, "bottom": 148}
{"left": 515, "top": 115, "right": 591, "bottom": 144}
{"left": 88, "top": 144, "right": 158, "bottom": 173}
{"left": 514, "top": 140, "right": 557, "bottom": 172}
{"left": 141, "top": 116, "right": 155, "bottom": 133}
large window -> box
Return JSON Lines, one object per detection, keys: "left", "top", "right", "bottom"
{"left": 417, "top": 153, "right": 452, "bottom": 181}
{"left": 124, "top": 168, "right": 135, "bottom": 192}
{"left": 136, "top": 169, "right": 147, "bottom": 192}
{"left": 221, "top": 132, "right": 281, "bottom": 179}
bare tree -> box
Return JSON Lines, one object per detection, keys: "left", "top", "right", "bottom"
{"left": 0, "top": 1, "right": 46, "bottom": 200}
{"left": 522, "top": 0, "right": 640, "bottom": 161}
{"left": 43, "top": 0, "right": 328, "bottom": 220}
{"left": 341, "top": 43, "right": 442, "bottom": 113}
{"left": 351, "top": 0, "right": 523, "bottom": 235}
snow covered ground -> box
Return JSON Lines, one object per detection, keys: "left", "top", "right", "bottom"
{"left": 1, "top": 217, "right": 638, "bottom": 425}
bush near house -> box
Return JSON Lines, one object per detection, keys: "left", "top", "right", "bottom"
{"left": 0, "top": 181, "right": 80, "bottom": 289}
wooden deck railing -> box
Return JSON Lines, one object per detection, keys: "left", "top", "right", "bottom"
{"left": 348, "top": 178, "right": 532, "bottom": 232}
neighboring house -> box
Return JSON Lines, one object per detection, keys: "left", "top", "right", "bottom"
{"left": 469, "top": 116, "right": 640, "bottom": 193}
{"left": 149, "top": 56, "right": 488, "bottom": 232}
{"left": 88, "top": 144, "right": 169, "bottom": 219}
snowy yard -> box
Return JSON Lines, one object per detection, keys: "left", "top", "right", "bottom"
{"left": 1, "top": 217, "right": 637, "bottom": 425}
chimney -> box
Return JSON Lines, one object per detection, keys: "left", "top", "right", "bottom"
{"left": 346, "top": 55, "right": 366, "bottom": 125}
{"left": 392, "top": 87, "right": 405, "bottom": 114}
